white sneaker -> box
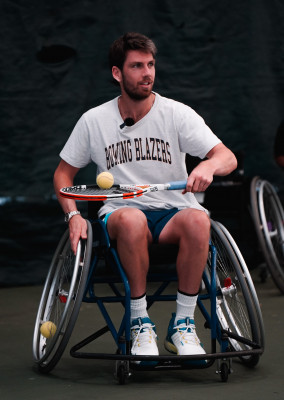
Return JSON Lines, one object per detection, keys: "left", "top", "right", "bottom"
{"left": 131, "top": 317, "right": 159, "bottom": 365}
{"left": 164, "top": 313, "right": 206, "bottom": 356}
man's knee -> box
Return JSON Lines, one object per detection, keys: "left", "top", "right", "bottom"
{"left": 182, "top": 210, "right": 210, "bottom": 241}
{"left": 108, "top": 208, "right": 149, "bottom": 239}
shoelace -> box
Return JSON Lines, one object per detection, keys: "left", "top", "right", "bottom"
{"left": 174, "top": 319, "right": 200, "bottom": 345}
{"left": 131, "top": 322, "right": 157, "bottom": 350}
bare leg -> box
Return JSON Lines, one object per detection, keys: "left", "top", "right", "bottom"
{"left": 158, "top": 209, "right": 210, "bottom": 294}
{"left": 107, "top": 207, "right": 153, "bottom": 298}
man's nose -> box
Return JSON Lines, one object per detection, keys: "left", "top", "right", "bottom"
{"left": 142, "top": 66, "right": 153, "bottom": 77}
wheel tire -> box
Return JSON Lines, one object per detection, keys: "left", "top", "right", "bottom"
{"left": 220, "top": 362, "right": 229, "bottom": 382}
{"left": 207, "top": 220, "right": 262, "bottom": 368}
{"left": 33, "top": 220, "right": 93, "bottom": 373}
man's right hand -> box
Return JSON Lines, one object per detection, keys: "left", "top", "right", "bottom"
{"left": 68, "top": 215, "right": 88, "bottom": 254}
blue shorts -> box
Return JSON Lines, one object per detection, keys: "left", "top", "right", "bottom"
{"left": 102, "top": 208, "right": 180, "bottom": 243}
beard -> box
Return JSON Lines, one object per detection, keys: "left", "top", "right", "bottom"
{"left": 121, "top": 73, "right": 154, "bottom": 101}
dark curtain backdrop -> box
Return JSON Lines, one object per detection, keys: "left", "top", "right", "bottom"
{"left": 1, "top": 0, "right": 283, "bottom": 286}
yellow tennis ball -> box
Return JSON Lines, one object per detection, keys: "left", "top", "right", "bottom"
{"left": 96, "top": 172, "right": 114, "bottom": 189}
{"left": 40, "top": 321, "right": 57, "bottom": 338}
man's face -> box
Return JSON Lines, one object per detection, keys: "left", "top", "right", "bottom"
{"left": 120, "top": 50, "right": 155, "bottom": 100}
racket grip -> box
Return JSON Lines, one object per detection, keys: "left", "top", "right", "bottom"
{"left": 168, "top": 180, "right": 187, "bottom": 190}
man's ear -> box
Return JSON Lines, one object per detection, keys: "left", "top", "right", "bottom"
{"left": 112, "top": 66, "right": 121, "bottom": 83}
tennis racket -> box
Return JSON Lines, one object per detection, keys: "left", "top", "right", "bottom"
{"left": 60, "top": 180, "right": 187, "bottom": 201}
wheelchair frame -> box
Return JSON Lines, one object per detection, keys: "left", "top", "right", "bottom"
{"left": 33, "top": 217, "right": 264, "bottom": 384}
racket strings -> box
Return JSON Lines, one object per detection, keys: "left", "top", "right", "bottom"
{"left": 62, "top": 185, "right": 137, "bottom": 196}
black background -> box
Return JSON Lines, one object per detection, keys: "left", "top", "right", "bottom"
{"left": 1, "top": 0, "right": 283, "bottom": 286}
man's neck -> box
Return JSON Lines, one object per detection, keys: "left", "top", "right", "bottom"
{"left": 118, "top": 92, "right": 155, "bottom": 123}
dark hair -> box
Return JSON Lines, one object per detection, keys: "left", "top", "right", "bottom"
{"left": 109, "top": 32, "right": 157, "bottom": 71}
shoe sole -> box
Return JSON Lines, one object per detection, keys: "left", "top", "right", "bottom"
{"left": 164, "top": 339, "right": 207, "bottom": 366}
{"left": 164, "top": 339, "right": 178, "bottom": 354}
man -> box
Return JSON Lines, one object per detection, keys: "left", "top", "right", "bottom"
{"left": 54, "top": 32, "right": 237, "bottom": 363}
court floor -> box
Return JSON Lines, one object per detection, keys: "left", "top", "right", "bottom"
{"left": 1, "top": 269, "right": 283, "bottom": 400}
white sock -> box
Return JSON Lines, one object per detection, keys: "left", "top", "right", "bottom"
{"left": 175, "top": 291, "right": 198, "bottom": 325}
{"left": 130, "top": 294, "right": 149, "bottom": 322}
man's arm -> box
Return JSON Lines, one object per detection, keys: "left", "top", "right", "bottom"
{"left": 54, "top": 160, "right": 88, "bottom": 254}
{"left": 184, "top": 143, "right": 238, "bottom": 193}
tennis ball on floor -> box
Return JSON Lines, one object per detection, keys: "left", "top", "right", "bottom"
{"left": 96, "top": 172, "right": 114, "bottom": 189}
{"left": 40, "top": 321, "right": 57, "bottom": 338}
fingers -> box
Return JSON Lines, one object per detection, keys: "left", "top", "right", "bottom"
{"left": 183, "top": 160, "right": 214, "bottom": 194}
{"left": 69, "top": 231, "right": 80, "bottom": 254}
{"left": 81, "top": 219, "right": 88, "bottom": 240}
{"left": 69, "top": 216, "right": 88, "bottom": 254}
{"left": 183, "top": 175, "right": 212, "bottom": 194}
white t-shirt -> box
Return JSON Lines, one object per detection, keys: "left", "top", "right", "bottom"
{"left": 60, "top": 93, "right": 221, "bottom": 217}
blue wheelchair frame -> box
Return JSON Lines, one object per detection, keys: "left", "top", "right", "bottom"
{"left": 69, "top": 219, "right": 263, "bottom": 380}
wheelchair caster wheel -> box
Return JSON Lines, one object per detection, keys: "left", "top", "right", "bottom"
{"left": 220, "top": 362, "right": 229, "bottom": 382}
{"left": 115, "top": 361, "right": 130, "bottom": 385}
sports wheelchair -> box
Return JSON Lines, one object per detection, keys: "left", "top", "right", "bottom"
{"left": 250, "top": 176, "right": 284, "bottom": 294}
{"left": 33, "top": 206, "right": 264, "bottom": 384}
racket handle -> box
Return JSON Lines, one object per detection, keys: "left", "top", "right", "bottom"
{"left": 168, "top": 180, "right": 187, "bottom": 190}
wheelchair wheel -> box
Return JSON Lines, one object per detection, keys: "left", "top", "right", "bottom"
{"left": 207, "top": 220, "right": 261, "bottom": 367}
{"left": 250, "top": 176, "right": 284, "bottom": 294}
{"left": 33, "top": 220, "right": 92, "bottom": 373}
{"left": 216, "top": 221, "right": 265, "bottom": 350}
